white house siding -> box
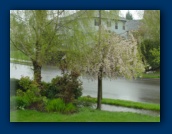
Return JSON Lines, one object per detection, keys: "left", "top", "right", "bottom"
{"left": 60, "top": 11, "right": 138, "bottom": 39}
{"left": 87, "top": 18, "right": 128, "bottom": 38}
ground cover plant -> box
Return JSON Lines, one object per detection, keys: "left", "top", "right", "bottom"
{"left": 10, "top": 108, "right": 160, "bottom": 122}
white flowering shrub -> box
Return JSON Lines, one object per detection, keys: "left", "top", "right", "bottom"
{"left": 67, "top": 30, "right": 144, "bottom": 79}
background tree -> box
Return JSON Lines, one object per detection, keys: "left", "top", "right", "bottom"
{"left": 10, "top": 10, "right": 94, "bottom": 86}
{"left": 126, "top": 11, "right": 133, "bottom": 20}
{"left": 10, "top": 10, "right": 64, "bottom": 86}
{"left": 138, "top": 10, "right": 160, "bottom": 71}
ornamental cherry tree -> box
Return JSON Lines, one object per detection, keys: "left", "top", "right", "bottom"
{"left": 67, "top": 29, "right": 145, "bottom": 110}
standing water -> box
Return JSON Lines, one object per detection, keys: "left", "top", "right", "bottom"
{"left": 10, "top": 63, "right": 160, "bottom": 104}
{"left": 10, "top": 63, "right": 160, "bottom": 116}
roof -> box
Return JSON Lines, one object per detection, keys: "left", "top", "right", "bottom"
{"left": 126, "top": 20, "right": 141, "bottom": 31}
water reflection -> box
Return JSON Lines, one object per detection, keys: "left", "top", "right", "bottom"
{"left": 101, "top": 104, "right": 160, "bottom": 117}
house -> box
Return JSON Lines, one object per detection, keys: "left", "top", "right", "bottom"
{"left": 58, "top": 10, "right": 140, "bottom": 39}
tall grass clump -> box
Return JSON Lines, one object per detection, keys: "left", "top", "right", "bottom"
{"left": 46, "top": 98, "right": 76, "bottom": 114}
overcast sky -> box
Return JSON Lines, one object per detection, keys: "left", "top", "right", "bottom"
{"left": 120, "top": 10, "right": 144, "bottom": 20}
{"left": 10, "top": 10, "right": 144, "bottom": 20}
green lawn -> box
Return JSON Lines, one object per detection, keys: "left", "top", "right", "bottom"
{"left": 79, "top": 97, "right": 160, "bottom": 111}
{"left": 10, "top": 108, "right": 160, "bottom": 122}
{"left": 140, "top": 72, "right": 160, "bottom": 79}
{"left": 10, "top": 50, "right": 30, "bottom": 61}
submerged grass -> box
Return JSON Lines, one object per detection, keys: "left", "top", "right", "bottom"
{"left": 79, "top": 97, "right": 160, "bottom": 111}
{"left": 10, "top": 108, "right": 160, "bottom": 122}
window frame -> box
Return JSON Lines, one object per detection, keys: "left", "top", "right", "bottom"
{"left": 123, "top": 22, "right": 125, "bottom": 30}
{"left": 115, "top": 21, "right": 118, "bottom": 29}
{"left": 94, "top": 18, "right": 99, "bottom": 26}
{"left": 107, "top": 20, "right": 111, "bottom": 27}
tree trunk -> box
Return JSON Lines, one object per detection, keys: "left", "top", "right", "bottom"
{"left": 97, "top": 10, "right": 102, "bottom": 110}
{"left": 32, "top": 60, "right": 42, "bottom": 86}
{"left": 97, "top": 68, "right": 103, "bottom": 110}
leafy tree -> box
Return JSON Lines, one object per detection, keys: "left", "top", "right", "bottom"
{"left": 11, "top": 10, "right": 61, "bottom": 86}
{"left": 10, "top": 10, "right": 93, "bottom": 86}
{"left": 138, "top": 10, "right": 160, "bottom": 70}
{"left": 126, "top": 11, "right": 133, "bottom": 20}
{"left": 140, "top": 39, "right": 160, "bottom": 70}
{"left": 141, "top": 10, "right": 160, "bottom": 41}
{"left": 65, "top": 10, "right": 144, "bottom": 110}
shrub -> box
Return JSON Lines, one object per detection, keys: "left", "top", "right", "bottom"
{"left": 10, "top": 96, "right": 28, "bottom": 110}
{"left": 64, "top": 103, "right": 76, "bottom": 114}
{"left": 40, "top": 81, "right": 60, "bottom": 99}
{"left": 16, "top": 81, "right": 47, "bottom": 111}
{"left": 140, "top": 39, "right": 160, "bottom": 70}
{"left": 49, "top": 72, "right": 83, "bottom": 103}
{"left": 15, "top": 96, "right": 28, "bottom": 110}
{"left": 10, "top": 77, "right": 33, "bottom": 96}
{"left": 46, "top": 98, "right": 65, "bottom": 112}
{"left": 18, "top": 76, "right": 32, "bottom": 92}
{"left": 27, "top": 96, "right": 47, "bottom": 112}
{"left": 45, "top": 98, "right": 76, "bottom": 114}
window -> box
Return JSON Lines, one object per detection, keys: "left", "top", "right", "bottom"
{"left": 115, "top": 21, "right": 118, "bottom": 29}
{"left": 94, "top": 18, "right": 99, "bottom": 26}
{"left": 107, "top": 20, "right": 111, "bottom": 27}
{"left": 123, "top": 22, "right": 125, "bottom": 30}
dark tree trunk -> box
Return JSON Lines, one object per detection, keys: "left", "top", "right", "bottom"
{"left": 97, "top": 68, "right": 102, "bottom": 110}
{"left": 97, "top": 10, "right": 102, "bottom": 110}
{"left": 32, "top": 60, "right": 42, "bottom": 86}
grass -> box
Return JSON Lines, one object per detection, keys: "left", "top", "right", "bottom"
{"left": 10, "top": 50, "right": 30, "bottom": 61}
{"left": 10, "top": 108, "right": 160, "bottom": 122}
{"left": 79, "top": 97, "right": 160, "bottom": 111}
{"left": 140, "top": 72, "right": 160, "bottom": 79}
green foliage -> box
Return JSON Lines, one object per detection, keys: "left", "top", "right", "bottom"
{"left": 140, "top": 39, "right": 160, "bottom": 70}
{"left": 52, "top": 72, "right": 83, "bottom": 103}
{"left": 140, "top": 72, "right": 160, "bottom": 79}
{"left": 141, "top": 10, "right": 160, "bottom": 41}
{"left": 150, "top": 46, "right": 160, "bottom": 66}
{"left": 45, "top": 98, "right": 76, "bottom": 113}
{"left": 10, "top": 96, "right": 28, "bottom": 110}
{"left": 65, "top": 103, "right": 76, "bottom": 113}
{"left": 40, "top": 82, "right": 53, "bottom": 98}
{"left": 46, "top": 98, "right": 65, "bottom": 112}
{"left": 11, "top": 75, "right": 82, "bottom": 112}
{"left": 10, "top": 50, "right": 30, "bottom": 61}
{"left": 126, "top": 11, "right": 133, "bottom": 20}
{"left": 16, "top": 79, "right": 47, "bottom": 111}
{"left": 18, "top": 76, "right": 32, "bottom": 92}
{"left": 138, "top": 11, "right": 160, "bottom": 71}
{"left": 41, "top": 72, "right": 83, "bottom": 103}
